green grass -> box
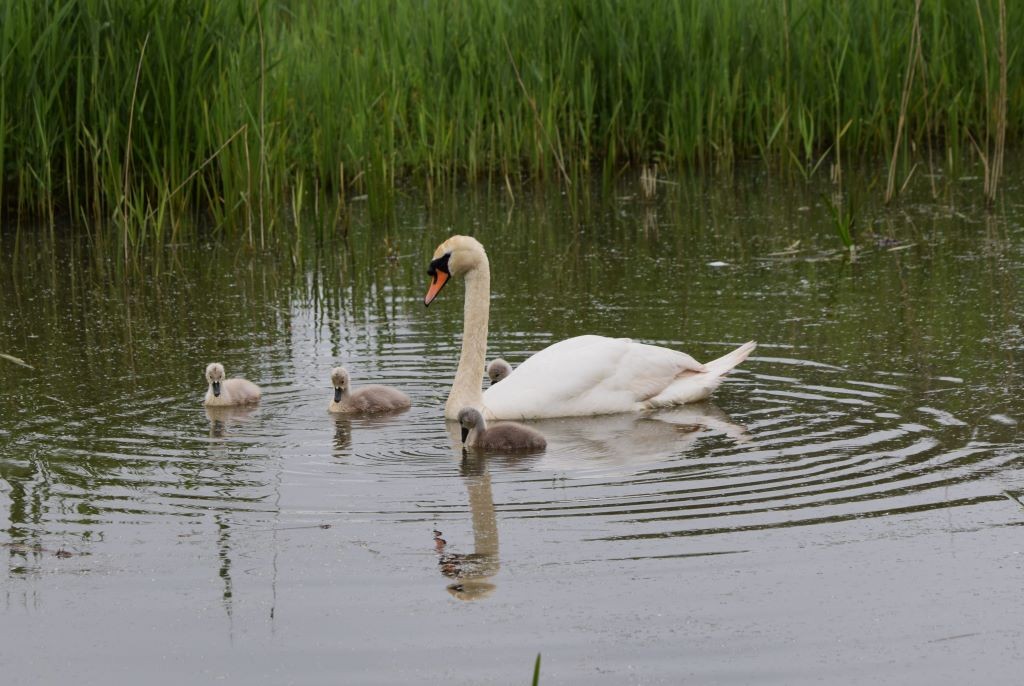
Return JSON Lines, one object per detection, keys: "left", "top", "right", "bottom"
{"left": 0, "top": 0, "right": 1019, "bottom": 243}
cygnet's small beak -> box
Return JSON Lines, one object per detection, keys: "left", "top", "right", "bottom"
{"left": 460, "top": 426, "right": 469, "bottom": 444}
{"left": 424, "top": 270, "right": 449, "bottom": 306}
{"left": 212, "top": 381, "right": 221, "bottom": 397}
{"left": 334, "top": 387, "right": 343, "bottom": 403}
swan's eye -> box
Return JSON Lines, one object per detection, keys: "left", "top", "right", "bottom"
{"left": 428, "top": 252, "right": 451, "bottom": 277}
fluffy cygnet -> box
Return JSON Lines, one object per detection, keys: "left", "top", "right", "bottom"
{"left": 457, "top": 407, "right": 546, "bottom": 452}
{"left": 485, "top": 358, "right": 512, "bottom": 385}
{"left": 204, "top": 362, "right": 261, "bottom": 407}
{"left": 328, "top": 366, "right": 411, "bottom": 414}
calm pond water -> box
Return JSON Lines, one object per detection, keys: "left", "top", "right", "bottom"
{"left": 2, "top": 170, "right": 1023, "bottom": 684}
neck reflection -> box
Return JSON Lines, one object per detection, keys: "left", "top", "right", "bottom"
{"left": 435, "top": 449, "right": 500, "bottom": 601}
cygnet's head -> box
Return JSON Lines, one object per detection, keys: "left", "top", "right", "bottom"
{"left": 330, "top": 366, "right": 350, "bottom": 402}
{"left": 457, "top": 407, "right": 486, "bottom": 444}
{"left": 486, "top": 358, "right": 512, "bottom": 384}
{"left": 205, "top": 362, "right": 225, "bottom": 396}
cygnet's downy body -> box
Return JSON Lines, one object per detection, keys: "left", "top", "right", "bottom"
{"left": 204, "top": 362, "right": 261, "bottom": 407}
{"left": 457, "top": 407, "right": 546, "bottom": 452}
{"left": 328, "top": 366, "right": 411, "bottom": 414}
{"left": 485, "top": 358, "right": 512, "bottom": 385}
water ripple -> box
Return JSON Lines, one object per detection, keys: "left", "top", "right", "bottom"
{"left": 2, "top": 338, "right": 1017, "bottom": 550}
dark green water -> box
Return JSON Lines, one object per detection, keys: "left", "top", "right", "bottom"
{"left": 2, "top": 170, "right": 1023, "bottom": 684}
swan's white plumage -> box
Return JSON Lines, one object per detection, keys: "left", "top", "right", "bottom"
{"left": 482, "top": 335, "right": 714, "bottom": 419}
{"left": 426, "top": 235, "right": 755, "bottom": 420}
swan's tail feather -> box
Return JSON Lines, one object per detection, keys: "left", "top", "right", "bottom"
{"left": 703, "top": 340, "right": 757, "bottom": 377}
{"left": 644, "top": 341, "right": 756, "bottom": 409}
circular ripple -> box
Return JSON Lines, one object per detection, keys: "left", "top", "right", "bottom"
{"left": 3, "top": 339, "right": 1019, "bottom": 548}
{"left": 471, "top": 353, "right": 1019, "bottom": 542}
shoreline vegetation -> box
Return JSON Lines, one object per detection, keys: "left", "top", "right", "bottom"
{"left": 0, "top": 0, "right": 1017, "bottom": 245}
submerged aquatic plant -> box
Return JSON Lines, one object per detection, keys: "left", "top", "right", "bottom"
{"left": 824, "top": 192, "right": 857, "bottom": 253}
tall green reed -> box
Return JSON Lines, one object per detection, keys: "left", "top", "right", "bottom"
{"left": 1, "top": 0, "right": 1020, "bottom": 244}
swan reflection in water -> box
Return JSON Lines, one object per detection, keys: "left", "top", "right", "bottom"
{"left": 332, "top": 415, "right": 353, "bottom": 452}
{"left": 528, "top": 401, "right": 750, "bottom": 469}
{"left": 205, "top": 405, "right": 259, "bottom": 438}
{"left": 433, "top": 453, "right": 502, "bottom": 601}
{"left": 434, "top": 402, "right": 748, "bottom": 599}
{"left": 330, "top": 412, "right": 410, "bottom": 457}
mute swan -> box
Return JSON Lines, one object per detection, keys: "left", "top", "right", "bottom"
{"left": 328, "top": 366, "right": 411, "bottom": 414}
{"left": 424, "top": 235, "right": 756, "bottom": 419}
{"left": 457, "top": 407, "right": 547, "bottom": 451}
{"left": 486, "top": 358, "right": 512, "bottom": 385}
{"left": 204, "top": 363, "right": 261, "bottom": 406}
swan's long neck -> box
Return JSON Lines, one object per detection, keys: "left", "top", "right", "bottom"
{"left": 445, "top": 256, "right": 490, "bottom": 419}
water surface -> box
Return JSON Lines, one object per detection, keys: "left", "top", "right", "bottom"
{"left": 2, "top": 171, "right": 1023, "bottom": 684}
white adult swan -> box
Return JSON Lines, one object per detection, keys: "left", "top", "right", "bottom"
{"left": 424, "top": 235, "right": 756, "bottom": 420}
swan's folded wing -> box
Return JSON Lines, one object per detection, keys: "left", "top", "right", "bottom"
{"left": 483, "top": 335, "right": 706, "bottom": 418}
{"left": 484, "top": 336, "right": 625, "bottom": 411}
{"left": 603, "top": 341, "right": 707, "bottom": 402}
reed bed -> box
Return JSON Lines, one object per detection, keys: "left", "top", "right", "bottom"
{"left": 0, "top": 0, "right": 1020, "bottom": 243}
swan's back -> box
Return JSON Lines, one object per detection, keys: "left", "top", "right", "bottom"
{"left": 222, "top": 378, "right": 261, "bottom": 404}
{"left": 483, "top": 335, "right": 708, "bottom": 418}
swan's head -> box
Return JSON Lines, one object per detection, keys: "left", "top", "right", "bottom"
{"left": 424, "top": 235, "right": 487, "bottom": 306}
{"left": 486, "top": 358, "right": 512, "bottom": 384}
{"left": 330, "top": 366, "right": 350, "bottom": 402}
{"left": 456, "top": 406, "right": 486, "bottom": 444}
{"left": 205, "top": 362, "right": 225, "bottom": 397}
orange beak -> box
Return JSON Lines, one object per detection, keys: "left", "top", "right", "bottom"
{"left": 424, "top": 270, "right": 450, "bottom": 306}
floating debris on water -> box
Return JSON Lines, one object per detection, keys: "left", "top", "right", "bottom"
{"left": 0, "top": 353, "right": 34, "bottom": 369}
